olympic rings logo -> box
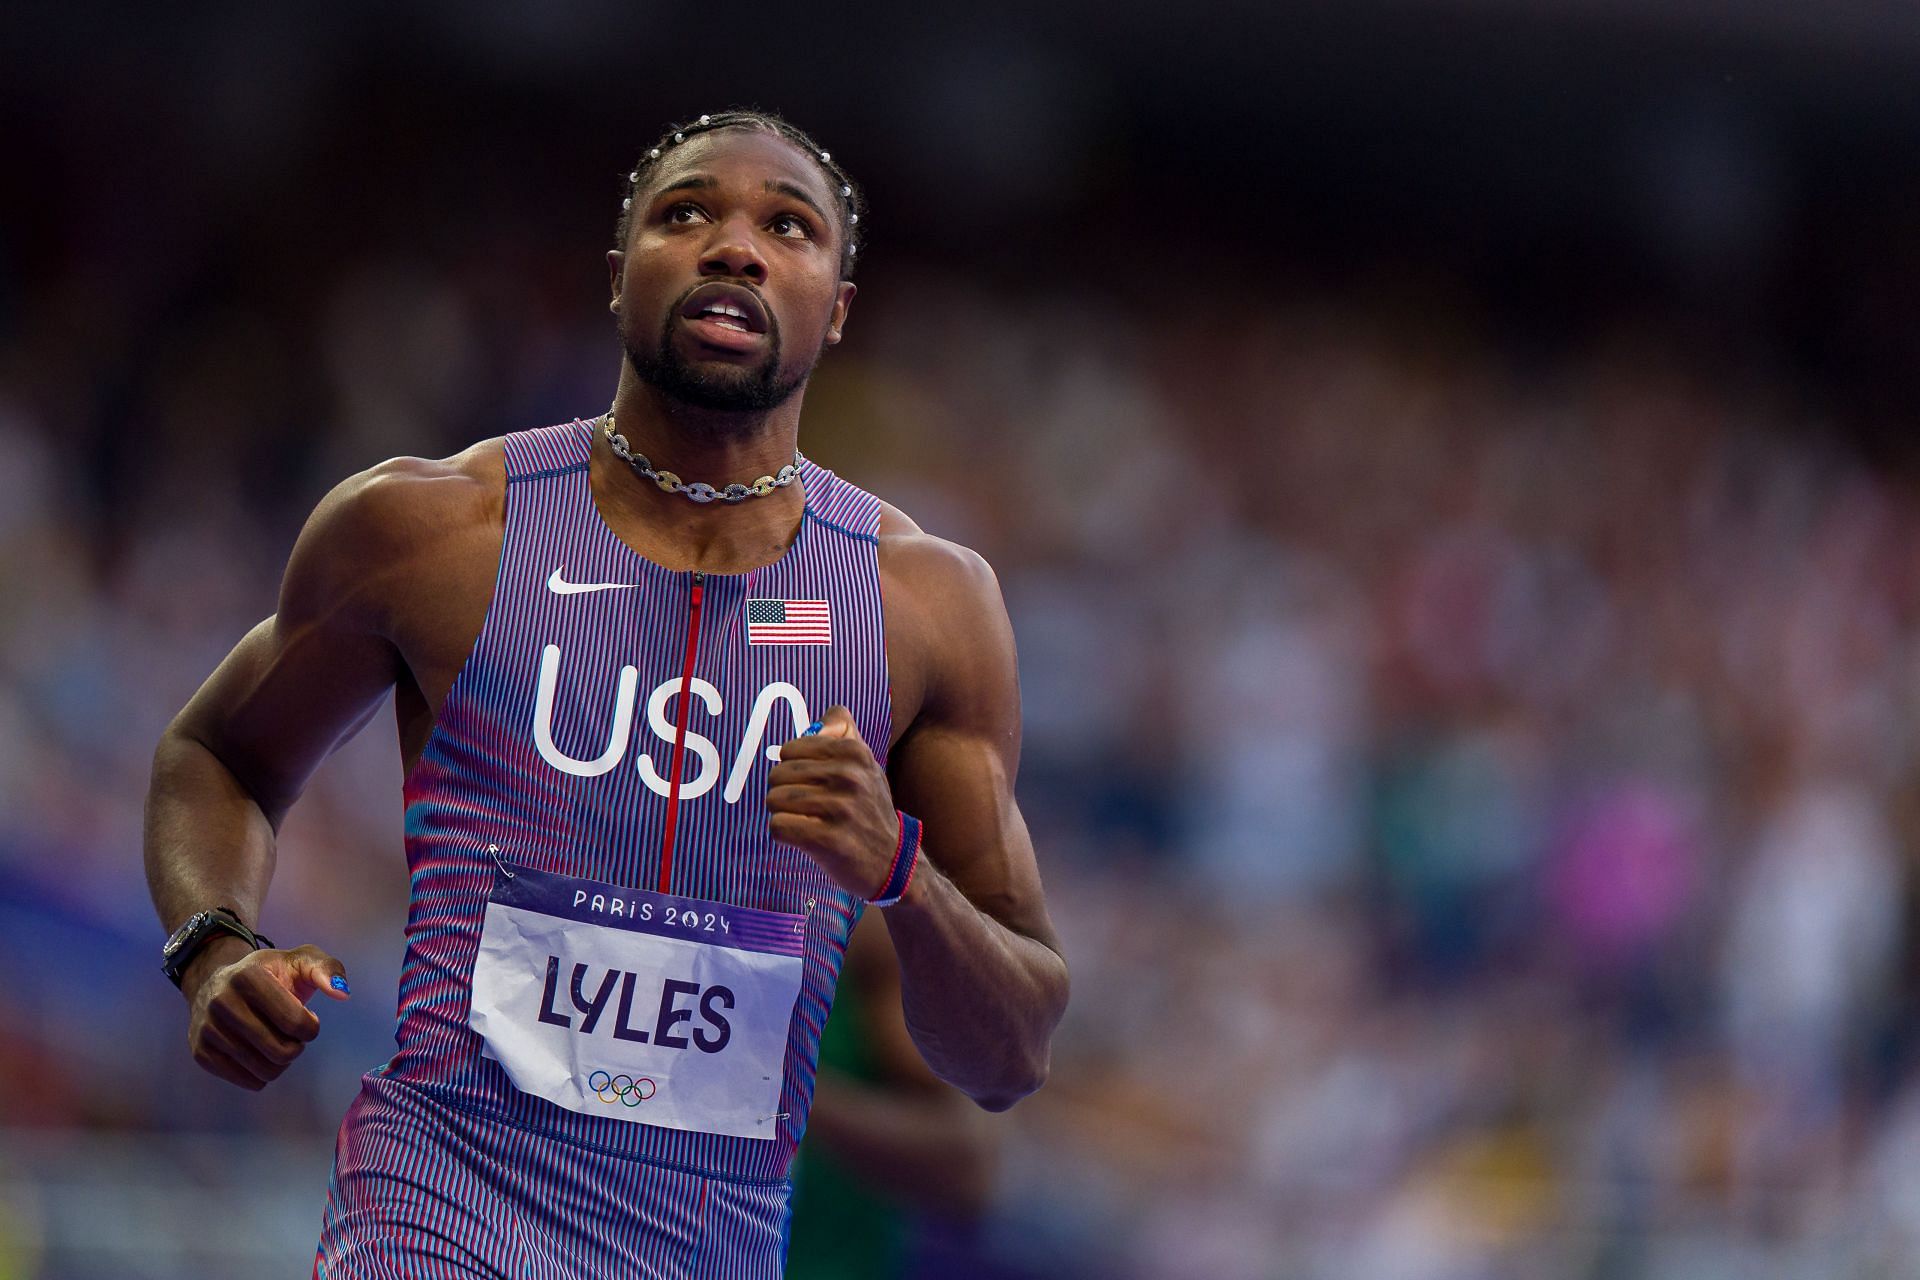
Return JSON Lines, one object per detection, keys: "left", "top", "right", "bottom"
{"left": 588, "top": 1069, "right": 657, "bottom": 1107}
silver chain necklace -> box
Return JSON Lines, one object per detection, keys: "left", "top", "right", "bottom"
{"left": 601, "top": 411, "right": 804, "bottom": 504}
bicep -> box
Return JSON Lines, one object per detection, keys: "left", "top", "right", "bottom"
{"left": 174, "top": 611, "right": 399, "bottom": 823}
{"left": 886, "top": 546, "right": 1060, "bottom": 953}
{"left": 171, "top": 472, "right": 408, "bottom": 822}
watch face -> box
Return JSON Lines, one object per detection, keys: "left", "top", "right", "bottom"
{"left": 164, "top": 911, "right": 212, "bottom": 958}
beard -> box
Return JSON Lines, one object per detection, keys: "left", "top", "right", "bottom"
{"left": 624, "top": 296, "right": 813, "bottom": 415}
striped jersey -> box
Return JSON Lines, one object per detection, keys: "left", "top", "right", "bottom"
{"left": 382, "top": 417, "right": 889, "bottom": 1183}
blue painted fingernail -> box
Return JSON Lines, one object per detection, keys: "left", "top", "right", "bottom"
{"left": 331, "top": 975, "right": 350, "bottom": 994}
{"left": 803, "top": 720, "right": 824, "bottom": 736}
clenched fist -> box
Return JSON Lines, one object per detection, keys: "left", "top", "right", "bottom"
{"left": 766, "top": 705, "right": 902, "bottom": 900}
{"left": 183, "top": 940, "right": 350, "bottom": 1091}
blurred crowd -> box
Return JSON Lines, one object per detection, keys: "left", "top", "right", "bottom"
{"left": 5, "top": 229, "right": 1920, "bottom": 1278}
{"left": 867, "top": 282, "right": 1920, "bottom": 1278}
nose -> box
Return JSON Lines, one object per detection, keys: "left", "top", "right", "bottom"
{"left": 699, "top": 215, "right": 768, "bottom": 285}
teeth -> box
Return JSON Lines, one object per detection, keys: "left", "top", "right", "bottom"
{"left": 694, "top": 301, "right": 754, "bottom": 332}
{"left": 695, "top": 305, "right": 749, "bottom": 331}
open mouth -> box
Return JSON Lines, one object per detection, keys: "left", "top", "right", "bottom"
{"left": 698, "top": 304, "right": 752, "bottom": 331}
{"left": 678, "top": 282, "right": 770, "bottom": 337}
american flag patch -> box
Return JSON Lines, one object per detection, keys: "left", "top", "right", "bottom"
{"left": 746, "top": 598, "right": 832, "bottom": 645}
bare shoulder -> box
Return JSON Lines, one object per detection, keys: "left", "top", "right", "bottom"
{"left": 283, "top": 437, "right": 508, "bottom": 636}
{"left": 874, "top": 499, "right": 1017, "bottom": 731}
{"left": 312, "top": 438, "right": 505, "bottom": 546}
{"left": 876, "top": 500, "right": 1008, "bottom": 630}
{"left": 875, "top": 500, "right": 1001, "bottom": 600}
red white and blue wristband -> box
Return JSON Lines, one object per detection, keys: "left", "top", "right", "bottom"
{"left": 869, "top": 811, "right": 923, "bottom": 908}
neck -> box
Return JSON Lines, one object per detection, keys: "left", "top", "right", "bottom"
{"left": 608, "top": 362, "right": 807, "bottom": 482}
{"left": 590, "top": 363, "right": 811, "bottom": 573}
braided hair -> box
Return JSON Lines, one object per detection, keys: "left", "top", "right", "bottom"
{"left": 616, "top": 110, "right": 866, "bottom": 278}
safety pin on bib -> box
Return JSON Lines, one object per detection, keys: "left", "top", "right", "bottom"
{"left": 487, "top": 844, "right": 514, "bottom": 879}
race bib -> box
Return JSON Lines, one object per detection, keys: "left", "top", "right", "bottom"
{"left": 468, "top": 862, "right": 806, "bottom": 1140}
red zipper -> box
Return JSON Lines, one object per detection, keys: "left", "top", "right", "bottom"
{"left": 657, "top": 570, "right": 704, "bottom": 894}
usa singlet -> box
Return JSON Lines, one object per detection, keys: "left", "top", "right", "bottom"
{"left": 315, "top": 418, "right": 891, "bottom": 1279}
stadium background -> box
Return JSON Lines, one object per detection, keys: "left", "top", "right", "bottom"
{"left": 5, "top": 2, "right": 1920, "bottom": 1276}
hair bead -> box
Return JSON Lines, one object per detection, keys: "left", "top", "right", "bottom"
{"left": 622, "top": 113, "right": 861, "bottom": 271}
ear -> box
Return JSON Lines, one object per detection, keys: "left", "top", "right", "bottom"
{"left": 607, "top": 249, "right": 625, "bottom": 314}
{"left": 824, "top": 281, "right": 857, "bottom": 347}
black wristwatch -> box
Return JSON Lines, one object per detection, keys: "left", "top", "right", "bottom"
{"left": 161, "top": 907, "right": 275, "bottom": 988}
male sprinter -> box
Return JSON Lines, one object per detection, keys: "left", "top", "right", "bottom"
{"left": 143, "top": 110, "right": 1068, "bottom": 1278}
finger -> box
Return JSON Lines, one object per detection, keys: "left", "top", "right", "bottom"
{"left": 201, "top": 1026, "right": 278, "bottom": 1086}
{"left": 773, "top": 734, "right": 866, "bottom": 764}
{"left": 286, "top": 944, "right": 351, "bottom": 1003}
{"left": 208, "top": 994, "right": 303, "bottom": 1066}
{"left": 765, "top": 786, "right": 847, "bottom": 820}
{"left": 818, "top": 705, "right": 859, "bottom": 740}
{"left": 234, "top": 966, "right": 321, "bottom": 1042}
{"left": 193, "top": 1039, "right": 264, "bottom": 1091}
{"left": 204, "top": 1014, "right": 291, "bottom": 1079}
{"left": 766, "top": 759, "right": 854, "bottom": 790}
{"left": 769, "top": 812, "right": 832, "bottom": 848}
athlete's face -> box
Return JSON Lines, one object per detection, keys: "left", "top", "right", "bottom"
{"left": 609, "top": 129, "right": 855, "bottom": 414}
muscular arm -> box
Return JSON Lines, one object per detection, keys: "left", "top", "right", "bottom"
{"left": 145, "top": 473, "right": 402, "bottom": 931}
{"left": 802, "top": 910, "right": 999, "bottom": 1214}
{"left": 769, "top": 530, "right": 1069, "bottom": 1111}
{"left": 143, "top": 617, "right": 389, "bottom": 1002}
{"left": 143, "top": 456, "right": 484, "bottom": 1086}
{"left": 878, "top": 538, "right": 1067, "bottom": 1109}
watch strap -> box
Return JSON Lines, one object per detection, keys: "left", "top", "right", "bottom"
{"left": 162, "top": 907, "right": 275, "bottom": 988}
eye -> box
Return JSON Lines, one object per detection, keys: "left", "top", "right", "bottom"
{"left": 664, "top": 202, "right": 709, "bottom": 225}
{"left": 770, "top": 212, "right": 814, "bottom": 241}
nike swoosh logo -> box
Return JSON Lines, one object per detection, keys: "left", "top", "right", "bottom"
{"left": 547, "top": 567, "right": 639, "bottom": 596}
